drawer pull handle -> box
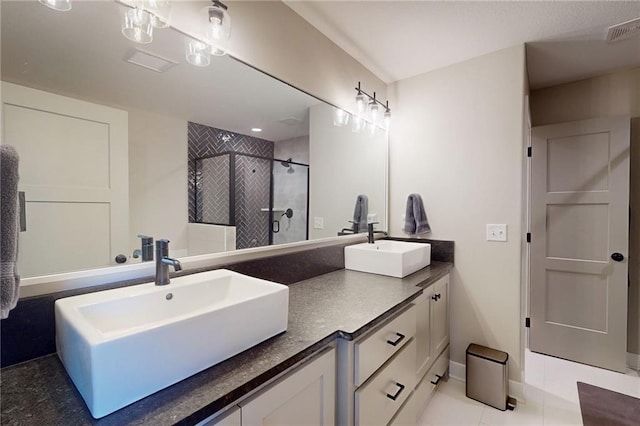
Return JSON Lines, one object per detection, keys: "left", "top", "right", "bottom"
{"left": 431, "top": 374, "right": 443, "bottom": 386}
{"left": 386, "top": 382, "right": 405, "bottom": 401}
{"left": 386, "top": 332, "right": 405, "bottom": 347}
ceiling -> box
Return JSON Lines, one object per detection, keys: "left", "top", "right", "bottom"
{"left": 285, "top": 1, "right": 640, "bottom": 89}
{"left": 1, "top": 1, "right": 318, "bottom": 142}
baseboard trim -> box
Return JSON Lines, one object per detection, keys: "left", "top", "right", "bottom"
{"left": 627, "top": 352, "right": 640, "bottom": 370}
{"left": 449, "top": 360, "right": 524, "bottom": 403}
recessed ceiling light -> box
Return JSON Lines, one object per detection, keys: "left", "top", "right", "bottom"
{"left": 251, "top": 128, "right": 262, "bottom": 132}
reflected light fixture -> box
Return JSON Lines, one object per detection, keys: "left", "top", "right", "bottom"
{"left": 351, "top": 115, "right": 364, "bottom": 134}
{"left": 203, "top": 0, "right": 231, "bottom": 56}
{"left": 333, "top": 107, "right": 350, "bottom": 127}
{"left": 251, "top": 128, "right": 263, "bottom": 132}
{"left": 121, "top": 0, "right": 173, "bottom": 44}
{"left": 38, "top": 0, "right": 72, "bottom": 12}
{"left": 186, "top": 39, "right": 211, "bottom": 67}
{"left": 122, "top": 7, "right": 154, "bottom": 44}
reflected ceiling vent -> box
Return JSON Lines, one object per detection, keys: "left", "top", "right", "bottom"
{"left": 606, "top": 17, "right": 640, "bottom": 42}
{"left": 124, "top": 49, "right": 177, "bottom": 73}
{"left": 278, "top": 117, "right": 302, "bottom": 126}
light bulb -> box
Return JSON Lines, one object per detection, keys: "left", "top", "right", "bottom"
{"left": 333, "top": 108, "right": 350, "bottom": 127}
{"left": 186, "top": 40, "right": 211, "bottom": 67}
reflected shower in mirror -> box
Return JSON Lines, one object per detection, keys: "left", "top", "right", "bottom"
{"left": 0, "top": 0, "right": 387, "bottom": 280}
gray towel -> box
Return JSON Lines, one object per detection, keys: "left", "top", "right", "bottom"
{"left": 1, "top": 145, "right": 20, "bottom": 319}
{"left": 353, "top": 194, "right": 368, "bottom": 233}
{"left": 403, "top": 193, "right": 431, "bottom": 235}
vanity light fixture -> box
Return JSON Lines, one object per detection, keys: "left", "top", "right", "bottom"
{"left": 38, "top": 0, "right": 72, "bottom": 12}
{"left": 353, "top": 81, "right": 391, "bottom": 131}
{"left": 121, "top": 0, "right": 173, "bottom": 45}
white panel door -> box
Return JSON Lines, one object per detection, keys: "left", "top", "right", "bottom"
{"left": 530, "top": 116, "right": 630, "bottom": 372}
{"left": 2, "top": 82, "right": 128, "bottom": 277}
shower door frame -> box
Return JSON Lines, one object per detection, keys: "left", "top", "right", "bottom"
{"left": 192, "top": 151, "right": 310, "bottom": 246}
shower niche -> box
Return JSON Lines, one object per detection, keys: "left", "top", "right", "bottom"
{"left": 192, "top": 152, "right": 309, "bottom": 249}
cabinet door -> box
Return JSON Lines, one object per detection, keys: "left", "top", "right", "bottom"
{"left": 430, "top": 275, "right": 449, "bottom": 358}
{"left": 415, "top": 290, "right": 433, "bottom": 379}
{"left": 240, "top": 348, "right": 336, "bottom": 425}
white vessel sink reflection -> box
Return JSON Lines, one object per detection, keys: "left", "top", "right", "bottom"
{"left": 345, "top": 240, "right": 431, "bottom": 278}
{"left": 55, "top": 269, "right": 289, "bottom": 419}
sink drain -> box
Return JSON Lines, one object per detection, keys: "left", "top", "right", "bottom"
{"left": 166, "top": 293, "right": 173, "bottom": 300}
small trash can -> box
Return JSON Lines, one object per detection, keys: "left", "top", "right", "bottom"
{"left": 466, "top": 343, "right": 509, "bottom": 411}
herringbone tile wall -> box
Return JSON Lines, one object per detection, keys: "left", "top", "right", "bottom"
{"left": 188, "top": 122, "right": 275, "bottom": 249}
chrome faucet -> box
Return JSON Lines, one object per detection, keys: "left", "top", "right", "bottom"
{"left": 133, "top": 234, "right": 154, "bottom": 262}
{"left": 155, "top": 239, "right": 182, "bottom": 285}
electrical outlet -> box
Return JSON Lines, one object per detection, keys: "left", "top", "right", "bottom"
{"left": 486, "top": 224, "right": 507, "bottom": 242}
{"left": 313, "top": 217, "right": 324, "bottom": 229}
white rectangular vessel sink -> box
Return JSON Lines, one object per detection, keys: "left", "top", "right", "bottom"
{"left": 345, "top": 240, "right": 431, "bottom": 278}
{"left": 55, "top": 269, "right": 289, "bottom": 418}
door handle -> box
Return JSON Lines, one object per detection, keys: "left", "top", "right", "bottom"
{"left": 386, "top": 382, "right": 405, "bottom": 401}
{"left": 386, "top": 332, "right": 405, "bottom": 347}
{"left": 611, "top": 252, "right": 625, "bottom": 262}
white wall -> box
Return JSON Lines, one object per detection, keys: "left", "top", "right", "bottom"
{"left": 529, "top": 67, "right": 640, "bottom": 356}
{"left": 128, "top": 108, "right": 188, "bottom": 258}
{"left": 388, "top": 45, "right": 527, "bottom": 382}
{"left": 309, "top": 103, "right": 387, "bottom": 239}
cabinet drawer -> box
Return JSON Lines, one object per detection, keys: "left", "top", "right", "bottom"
{"left": 415, "top": 346, "right": 449, "bottom": 418}
{"left": 355, "top": 305, "right": 416, "bottom": 386}
{"left": 355, "top": 339, "right": 416, "bottom": 426}
{"left": 388, "top": 390, "right": 416, "bottom": 426}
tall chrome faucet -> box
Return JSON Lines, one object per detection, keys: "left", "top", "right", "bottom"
{"left": 155, "top": 239, "right": 182, "bottom": 285}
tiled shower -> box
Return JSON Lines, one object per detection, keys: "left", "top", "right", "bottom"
{"left": 188, "top": 122, "right": 309, "bottom": 250}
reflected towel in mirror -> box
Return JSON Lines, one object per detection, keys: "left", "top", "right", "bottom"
{"left": 1, "top": 145, "right": 20, "bottom": 319}
{"left": 353, "top": 194, "right": 368, "bottom": 232}
{"left": 403, "top": 193, "right": 431, "bottom": 235}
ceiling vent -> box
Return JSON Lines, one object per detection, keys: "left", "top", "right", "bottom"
{"left": 606, "top": 17, "right": 640, "bottom": 42}
{"left": 278, "top": 117, "right": 302, "bottom": 126}
{"left": 124, "top": 49, "right": 177, "bottom": 73}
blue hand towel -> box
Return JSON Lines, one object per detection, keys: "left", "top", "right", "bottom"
{"left": 353, "top": 194, "right": 368, "bottom": 233}
{"left": 1, "top": 145, "right": 20, "bottom": 319}
{"left": 403, "top": 193, "right": 431, "bottom": 235}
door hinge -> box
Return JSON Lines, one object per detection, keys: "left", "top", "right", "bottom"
{"left": 525, "top": 317, "right": 530, "bottom": 328}
{"left": 526, "top": 233, "right": 531, "bottom": 243}
{"left": 527, "top": 146, "right": 532, "bottom": 157}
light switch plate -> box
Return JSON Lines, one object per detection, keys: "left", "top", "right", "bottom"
{"left": 486, "top": 224, "right": 507, "bottom": 242}
{"left": 313, "top": 217, "right": 324, "bottom": 229}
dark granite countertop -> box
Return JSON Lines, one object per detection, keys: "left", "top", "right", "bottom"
{"left": 1, "top": 262, "right": 452, "bottom": 426}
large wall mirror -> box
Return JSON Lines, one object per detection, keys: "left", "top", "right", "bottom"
{"left": 1, "top": 0, "right": 388, "bottom": 280}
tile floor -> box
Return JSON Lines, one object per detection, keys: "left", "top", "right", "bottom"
{"left": 418, "top": 349, "right": 640, "bottom": 425}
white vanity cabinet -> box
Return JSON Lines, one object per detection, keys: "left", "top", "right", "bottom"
{"left": 411, "top": 274, "right": 450, "bottom": 420}
{"left": 203, "top": 347, "right": 336, "bottom": 426}
{"left": 337, "top": 304, "right": 418, "bottom": 425}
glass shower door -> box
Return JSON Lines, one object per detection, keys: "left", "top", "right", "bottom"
{"left": 271, "top": 158, "right": 309, "bottom": 245}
